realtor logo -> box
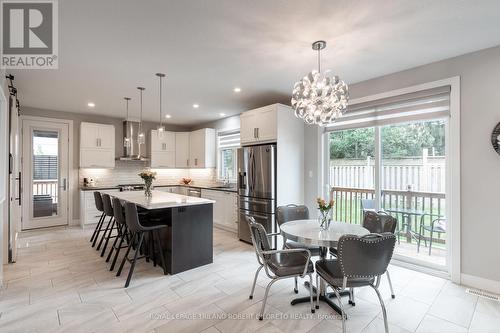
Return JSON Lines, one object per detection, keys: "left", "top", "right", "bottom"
{"left": 1, "top": 0, "right": 58, "bottom": 69}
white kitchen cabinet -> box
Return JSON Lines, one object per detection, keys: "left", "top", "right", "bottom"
{"left": 150, "top": 130, "right": 176, "bottom": 168}
{"left": 189, "top": 128, "right": 216, "bottom": 168}
{"left": 240, "top": 104, "right": 278, "bottom": 145}
{"left": 80, "top": 122, "right": 114, "bottom": 150}
{"left": 201, "top": 189, "right": 237, "bottom": 232}
{"left": 80, "top": 122, "right": 115, "bottom": 168}
{"left": 79, "top": 189, "right": 119, "bottom": 227}
{"left": 175, "top": 132, "right": 190, "bottom": 168}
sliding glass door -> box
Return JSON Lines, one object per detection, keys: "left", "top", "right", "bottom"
{"left": 328, "top": 118, "right": 448, "bottom": 271}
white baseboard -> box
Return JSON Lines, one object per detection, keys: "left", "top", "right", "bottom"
{"left": 461, "top": 273, "right": 500, "bottom": 295}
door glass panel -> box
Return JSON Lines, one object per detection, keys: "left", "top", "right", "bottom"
{"left": 32, "top": 130, "right": 59, "bottom": 218}
{"left": 329, "top": 127, "right": 376, "bottom": 224}
{"left": 381, "top": 120, "right": 446, "bottom": 268}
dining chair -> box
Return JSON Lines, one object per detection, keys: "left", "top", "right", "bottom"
{"left": 362, "top": 211, "right": 397, "bottom": 299}
{"left": 117, "top": 202, "right": 168, "bottom": 288}
{"left": 315, "top": 233, "right": 396, "bottom": 333}
{"left": 90, "top": 191, "right": 106, "bottom": 247}
{"left": 97, "top": 194, "right": 118, "bottom": 257}
{"left": 418, "top": 217, "right": 446, "bottom": 255}
{"left": 107, "top": 197, "right": 131, "bottom": 271}
{"left": 277, "top": 204, "right": 320, "bottom": 293}
{"left": 246, "top": 216, "right": 315, "bottom": 320}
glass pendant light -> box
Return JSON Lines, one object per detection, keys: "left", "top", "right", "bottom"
{"left": 137, "top": 86, "right": 146, "bottom": 145}
{"left": 291, "top": 40, "right": 349, "bottom": 126}
{"left": 123, "top": 97, "right": 132, "bottom": 148}
{"left": 156, "top": 73, "right": 166, "bottom": 138}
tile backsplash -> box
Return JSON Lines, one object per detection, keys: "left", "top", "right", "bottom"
{"left": 79, "top": 160, "right": 217, "bottom": 187}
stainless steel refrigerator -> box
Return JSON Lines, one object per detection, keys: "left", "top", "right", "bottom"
{"left": 237, "top": 144, "right": 276, "bottom": 244}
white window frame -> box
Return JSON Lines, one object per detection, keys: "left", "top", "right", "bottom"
{"left": 322, "top": 77, "right": 461, "bottom": 283}
{"left": 216, "top": 129, "right": 240, "bottom": 182}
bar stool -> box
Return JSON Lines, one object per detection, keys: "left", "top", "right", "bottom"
{"left": 90, "top": 192, "right": 106, "bottom": 247}
{"left": 116, "top": 202, "right": 168, "bottom": 288}
{"left": 107, "top": 198, "right": 131, "bottom": 271}
{"left": 97, "top": 194, "right": 117, "bottom": 257}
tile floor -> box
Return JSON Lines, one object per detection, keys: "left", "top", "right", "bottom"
{"left": 1, "top": 226, "right": 499, "bottom": 333}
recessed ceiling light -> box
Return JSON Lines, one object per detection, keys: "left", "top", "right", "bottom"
{"left": 193, "top": 104, "right": 199, "bottom": 108}
{"left": 219, "top": 113, "right": 226, "bottom": 117}
{"left": 233, "top": 87, "right": 241, "bottom": 93}
{"left": 165, "top": 114, "right": 171, "bottom": 119}
{"left": 87, "top": 102, "right": 95, "bottom": 108}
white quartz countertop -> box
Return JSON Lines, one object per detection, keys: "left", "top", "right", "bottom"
{"left": 100, "top": 190, "right": 215, "bottom": 210}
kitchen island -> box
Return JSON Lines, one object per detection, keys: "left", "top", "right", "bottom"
{"left": 101, "top": 190, "right": 215, "bottom": 274}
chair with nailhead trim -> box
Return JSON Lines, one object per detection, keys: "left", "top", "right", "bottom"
{"left": 315, "top": 233, "right": 396, "bottom": 333}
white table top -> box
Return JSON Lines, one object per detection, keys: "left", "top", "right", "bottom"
{"left": 100, "top": 190, "right": 215, "bottom": 210}
{"left": 280, "top": 219, "right": 370, "bottom": 247}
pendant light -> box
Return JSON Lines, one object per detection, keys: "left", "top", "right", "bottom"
{"left": 291, "top": 40, "right": 349, "bottom": 126}
{"left": 137, "top": 87, "right": 146, "bottom": 145}
{"left": 123, "top": 97, "right": 132, "bottom": 148}
{"left": 156, "top": 73, "right": 166, "bottom": 138}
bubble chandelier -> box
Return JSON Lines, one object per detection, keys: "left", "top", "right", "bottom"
{"left": 291, "top": 40, "right": 349, "bottom": 126}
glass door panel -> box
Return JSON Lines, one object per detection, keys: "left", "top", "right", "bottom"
{"left": 381, "top": 119, "right": 447, "bottom": 269}
{"left": 32, "top": 130, "right": 59, "bottom": 218}
{"left": 329, "top": 127, "right": 376, "bottom": 225}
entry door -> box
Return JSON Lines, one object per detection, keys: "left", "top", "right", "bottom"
{"left": 22, "top": 119, "right": 69, "bottom": 229}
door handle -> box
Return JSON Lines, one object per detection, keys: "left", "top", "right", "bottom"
{"left": 17, "top": 172, "right": 21, "bottom": 205}
{"left": 61, "top": 178, "right": 67, "bottom": 191}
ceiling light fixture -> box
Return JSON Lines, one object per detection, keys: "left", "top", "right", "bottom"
{"left": 233, "top": 87, "right": 241, "bottom": 93}
{"left": 219, "top": 113, "right": 226, "bottom": 117}
{"left": 291, "top": 40, "right": 349, "bottom": 126}
{"left": 137, "top": 87, "right": 146, "bottom": 145}
{"left": 193, "top": 104, "right": 199, "bottom": 108}
{"left": 123, "top": 97, "right": 132, "bottom": 148}
{"left": 87, "top": 102, "right": 95, "bottom": 108}
{"left": 165, "top": 114, "right": 171, "bottom": 119}
{"left": 156, "top": 73, "right": 166, "bottom": 137}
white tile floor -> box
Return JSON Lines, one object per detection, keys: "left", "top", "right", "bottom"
{"left": 1, "top": 226, "right": 499, "bottom": 333}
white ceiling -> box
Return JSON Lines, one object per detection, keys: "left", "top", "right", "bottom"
{"left": 10, "top": 0, "right": 500, "bottom": 125}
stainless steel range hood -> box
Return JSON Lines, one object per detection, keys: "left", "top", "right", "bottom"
{"left": 117, "top": 120, "right": 149, "bottom": 161}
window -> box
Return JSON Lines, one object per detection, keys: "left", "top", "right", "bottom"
{"left": 217, "top": 130, "right": 240, "bottom": 180}
{"left": 326, "top": 85, "right": 450, "bottom": 271}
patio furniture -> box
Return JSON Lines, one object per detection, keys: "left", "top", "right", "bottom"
{"left": 277, "top": 204, "right": 320, "bottom": 294}
{"left": 280, "top": 219, "right": 369, "bottom": 316}
{"left": 315, "top": 233, "right": 396, "bottom": 333}
{"left": 418, "top": 217, "right": 446, "bottom": 255}
{"left": 246, "top": 216, "right": 315, "bottom": 320}
{"left": 385, "top": 208, "right": 427, "bottom": 244}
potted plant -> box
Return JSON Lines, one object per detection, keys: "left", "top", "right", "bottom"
{"left": 139, "top": 169, "right": 157, "bottom": 197}
{"left": 317, "top": 197, "right": 334, "bottom": 230}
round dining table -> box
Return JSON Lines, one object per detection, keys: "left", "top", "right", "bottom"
{"left": 280, "top": 219, "right": 369, "bottom": 315}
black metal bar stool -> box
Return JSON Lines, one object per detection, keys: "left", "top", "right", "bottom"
{"left": 97, "top": 194, "right": 117, "bottom": 257}
{"left": 90, "top": 192, "right": 106, "bottom": 247}
{"left": 107, "top": 197, "right": 131, "bottom": 270}
{"left": 116, "top": 202, "right": 168, "bottom": 288}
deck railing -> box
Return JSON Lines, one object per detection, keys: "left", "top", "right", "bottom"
{"left": 33, "top": 179, "right": 58, "bottom": 203}
{"left": 330, "top": 186, "right": 445, "bottom": 244}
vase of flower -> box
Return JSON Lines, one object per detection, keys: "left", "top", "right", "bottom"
{"left": 316, "top": 197, "right": 334, "bottom": 230}
{"left": 139, "top": 169, "right": 157, "bottom": 197}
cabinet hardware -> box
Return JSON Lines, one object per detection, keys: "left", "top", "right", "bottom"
{"left": 256, "top": 128, "right": 259, "bottom": 139}
{"left": 195, "top": 158, "right": 198, "bottom": 166}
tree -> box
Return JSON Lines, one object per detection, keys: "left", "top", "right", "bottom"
{"left": 329, "top": 121, "right": 445, "bottom": 159}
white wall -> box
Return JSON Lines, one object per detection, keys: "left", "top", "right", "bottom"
{"left": 304, "top": 45, "right": 500, "bottom": 284}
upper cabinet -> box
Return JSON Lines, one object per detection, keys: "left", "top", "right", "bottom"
{"left": 150, "top": 130, "right": 176, "bottom": 168}
{"left": 189, "top": 128, "right": 216, "bottom": 168}
{"left": 175, "top": 132, "right": 190, "bottom": 168}
{"left": 240, "top": 104, "right": 278, "bottom": 145}
{"left": 80, "top": 122, "right": 115, "bottom": 168}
